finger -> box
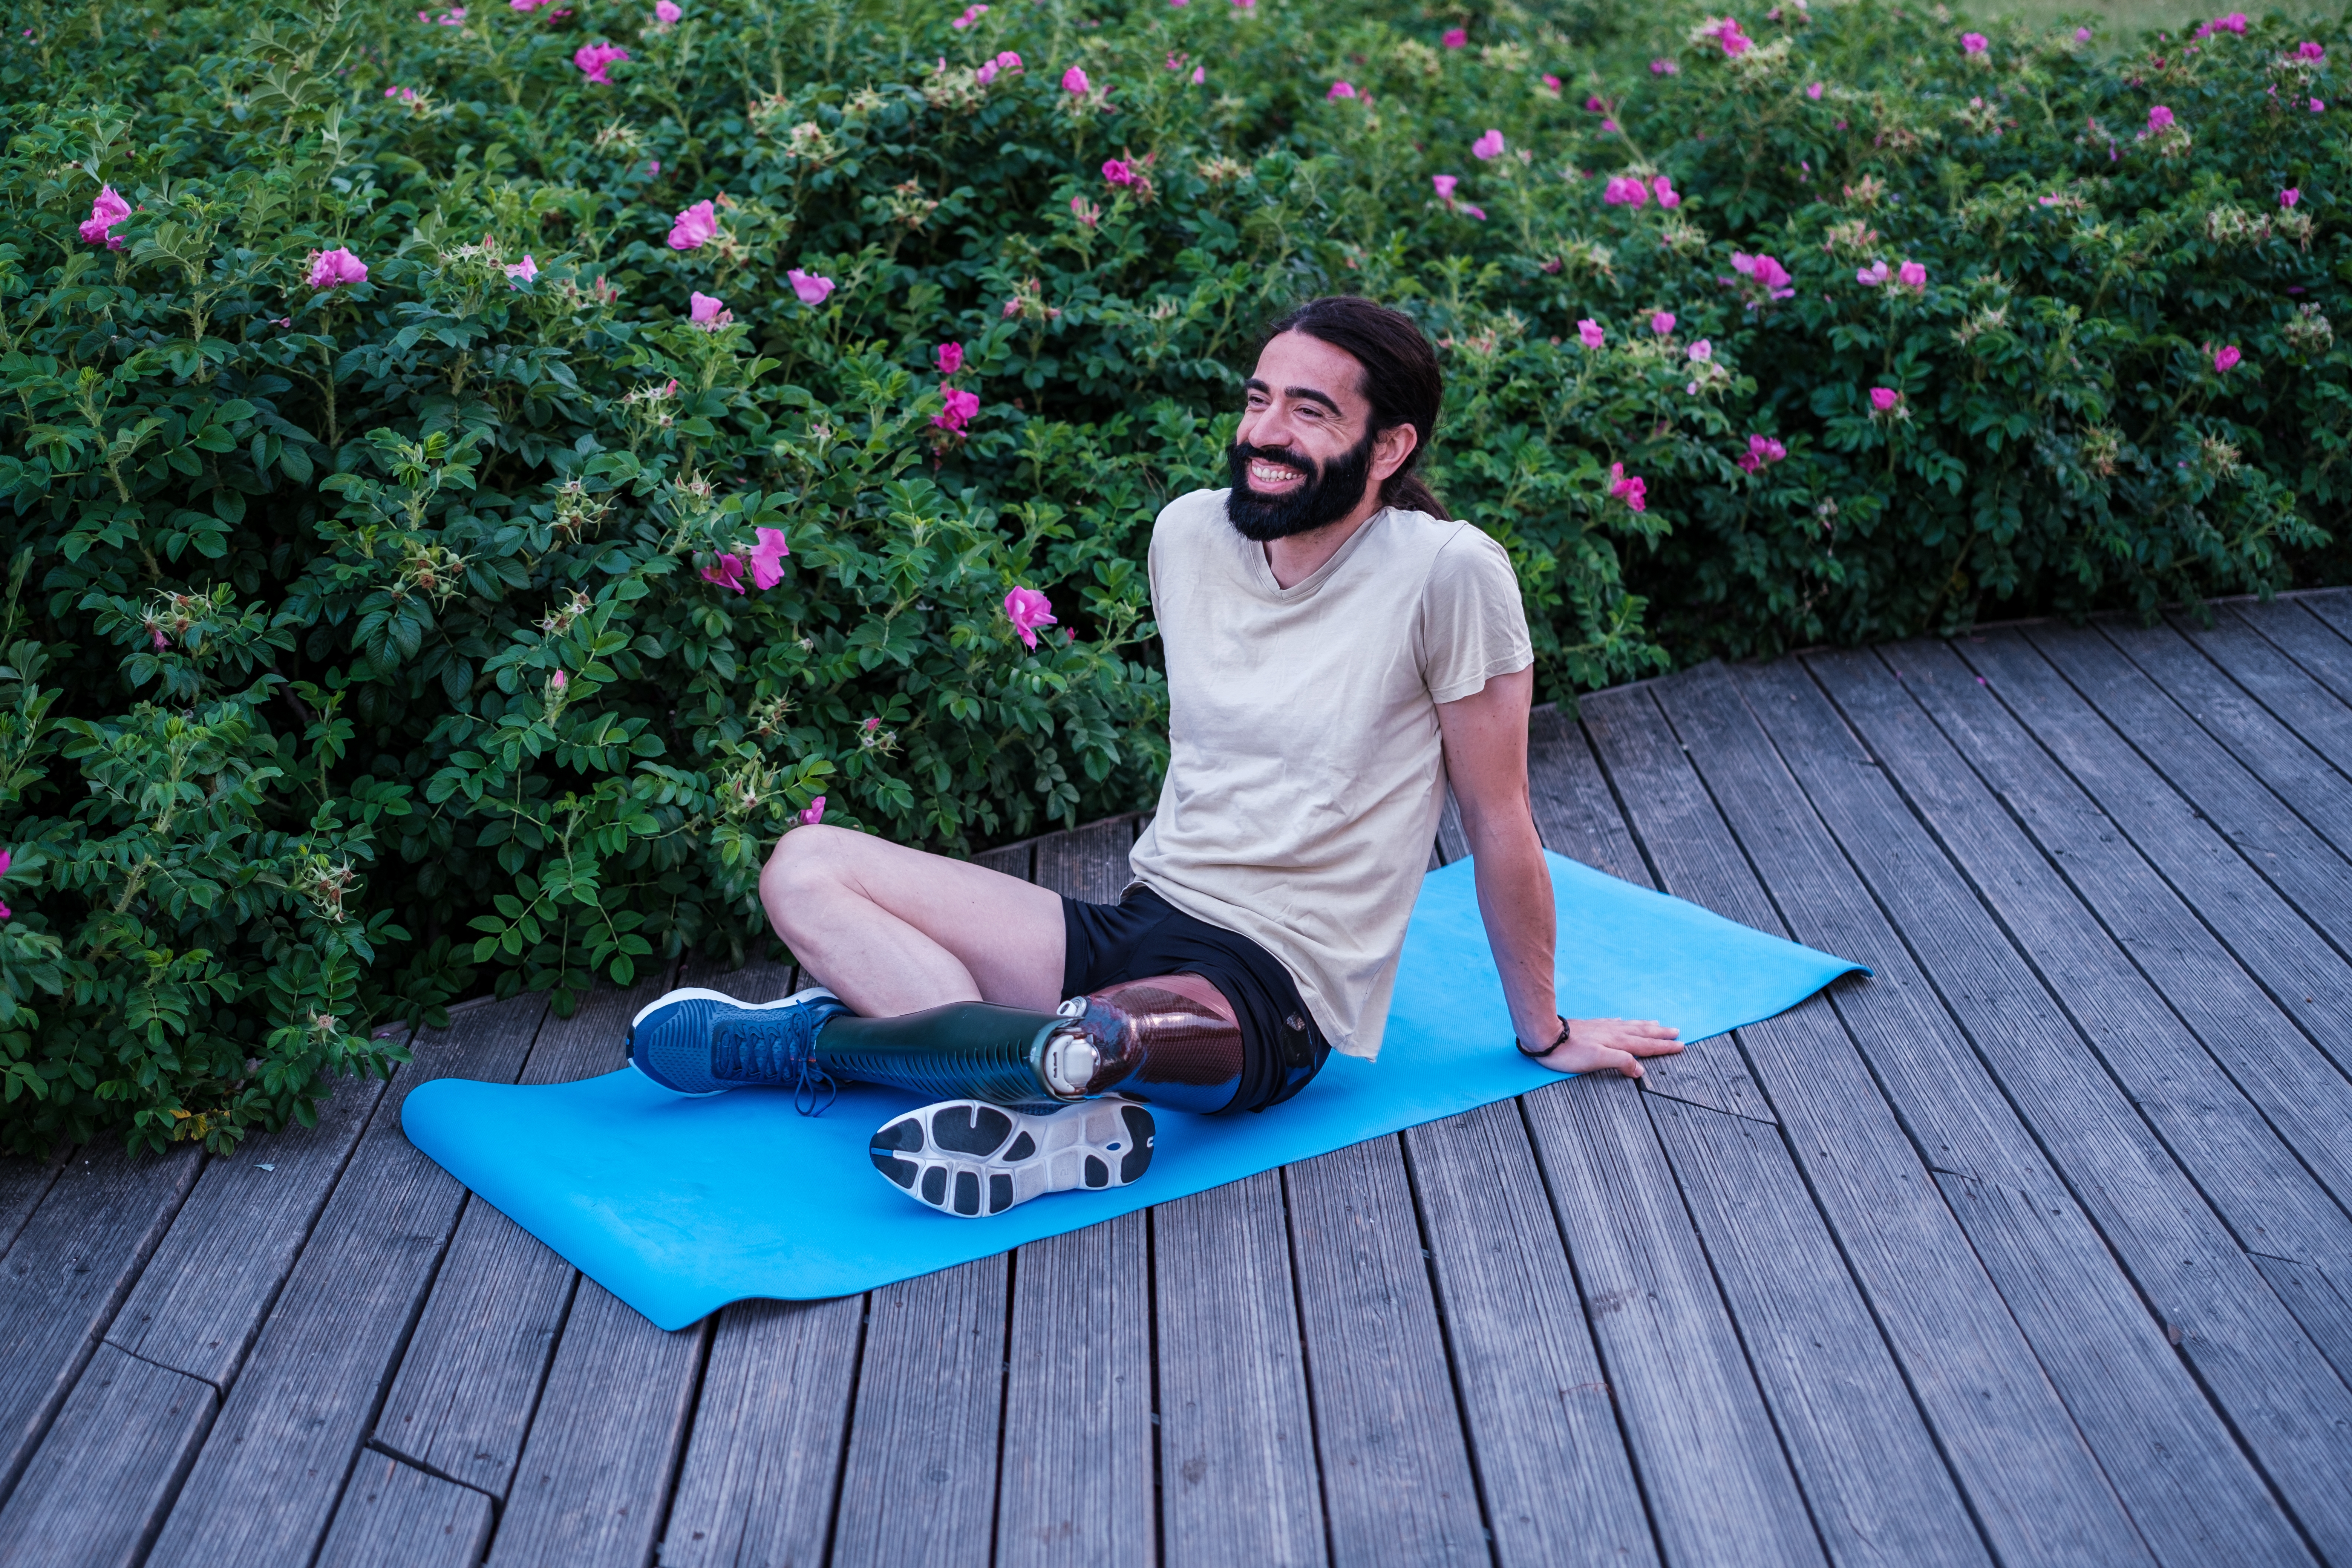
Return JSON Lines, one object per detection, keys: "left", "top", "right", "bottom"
{"left": 1609, "top": 1047, "right": 1643, "bottom": 1079}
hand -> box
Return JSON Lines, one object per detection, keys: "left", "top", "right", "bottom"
{"left": 1533, "top": 1017, "right": 1683, "bottom": 1079}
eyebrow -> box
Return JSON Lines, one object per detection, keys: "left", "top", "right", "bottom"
{"left": 1243, "top": 377, "right": 1344, "bottom": 416}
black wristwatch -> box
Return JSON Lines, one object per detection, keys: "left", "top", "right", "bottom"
{"left": 1516, "top": 1018, "right": 1571, "bottom": 1058}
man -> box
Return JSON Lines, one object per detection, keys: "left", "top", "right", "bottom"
{"left": 625, "top": 296, "right": 1682, "bottom": 1218}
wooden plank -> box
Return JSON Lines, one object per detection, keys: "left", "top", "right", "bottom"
{"left": 0, "top": 1344, "right": 215, "bottom": 1568}
{"left": 1645, "top": 1095, "right": 1991, "bottom": 1568}
{"left": 2185, "top": 606, "right": 2352, "bottom": 778}
{"left": 1898, "top": 636, "right": 2352, "bottom": 1234}
{"left": 997, "top": 1211, "right": 1155, "bottom": 1568}
{"left": 2246, "top": 596, "right": 2352, "bottom": 708}
{"left": 1153, "top": 1170, "right": 1327, "bottom": 1568}
{"left": 108, "top": 1072, "right": 387, "bottom": 1387}
{"left": 2286, "top": 586, "right": 2352, "bottom": 650}
{"left": 1951, "top": 631, "right": 2352, "bottom": 1089}
{"left": 1519, "top": 1073, "right": 1828, "bottom": 1568}
{"left": 1283, "top": 1137, "right": 1488, "bottom": 1566}
{"left": 0, "top": 1152, "right": 59, "bottom": 1262}
{"left": 2021, "top": 622, "right": 2352, "bottom": 954}
{"left": 1530, "top": 703, "right": 1773, "bottom": 1123}
{"left": 1033, "top": 815, "right": 1135, "bottom": 905}
{"left": 459, "top": 971, "right": 710, "bottom": 1568}
{"left": 827, "top": 1256, "right": 1011, "bottom": 1568}
{"left": 656, "top": 1296, "right": 864, "bottom": 1568}
{"left": 2081, "top": 619, "right": 2352, "bottom": 868}
{"left": 931, "top": 822, "right": 1155, "bottom": 1567}
{"left": 0, "top": 1138, "right": 202, "bottom": 1510}
{"left": 2249, "top": 1256, "right": 2352, "bottom": 1383}
{"left": 485, "top": 1280, "right": 708, "bottom": 1568}
{"left": 142, "top": 993, "right": 544, "bottom": 1568}
{"left": 314, "top": 1449, "right": 494, "bottom": 1568}
{"left": 1403, "top": 1101, "right": 1660, "bottom": 1568}
{"left": 1724, "top": 658, "right": 2334, "bottom": 1564}
{"left": 1602, "top": 675, "right": 2156, "bottom": 1567}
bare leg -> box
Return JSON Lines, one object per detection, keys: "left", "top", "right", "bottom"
{"left": 759, "top": 825, "right": 1067, "bottom": 1015}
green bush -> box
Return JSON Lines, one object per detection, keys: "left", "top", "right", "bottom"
{"left": 0, "top": 0, "right": 2343, "bottom": 1152}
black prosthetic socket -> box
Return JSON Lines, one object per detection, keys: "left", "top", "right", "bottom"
{"left": 808, "top": 980, "right": 1249, "bottom": 1116}
{"left": 812, "top": 1003, "right": 1066, "bottom": 1114}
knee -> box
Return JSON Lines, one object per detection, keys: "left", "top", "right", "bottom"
{"left": 761, "top": 824, "right": 856, "bottom": 934}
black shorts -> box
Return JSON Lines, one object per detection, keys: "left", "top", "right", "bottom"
{"left": 1062, "top": 886, "right": 1329, "bottom": 1114}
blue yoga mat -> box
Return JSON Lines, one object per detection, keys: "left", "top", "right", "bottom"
{"left": 404, "top": 852, "right": 1864, "bottom": 1329}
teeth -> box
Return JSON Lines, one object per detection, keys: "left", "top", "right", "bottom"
{"left": 1251, "top": 461, "right": 1303, "bottom": 484}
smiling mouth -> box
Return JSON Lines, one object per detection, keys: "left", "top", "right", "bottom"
{"left": 1248, "top": 459, "right": 1308, "bottom": 488}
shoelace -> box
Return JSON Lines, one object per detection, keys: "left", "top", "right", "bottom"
{"left": 712, "top": 1013, "right": 839, "bottom": 1117}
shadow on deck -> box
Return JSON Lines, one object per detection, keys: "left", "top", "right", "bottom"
{"left": 8, "top": 599, "right": 2352, "bottom": 1567}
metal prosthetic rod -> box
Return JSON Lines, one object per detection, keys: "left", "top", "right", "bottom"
{"left": 807, "top": 978, "right": 1246, "bottom": 1116}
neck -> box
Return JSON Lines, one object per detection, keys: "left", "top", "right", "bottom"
{"left": 1262, "top": 489, "right": 1387, "bottom": 590}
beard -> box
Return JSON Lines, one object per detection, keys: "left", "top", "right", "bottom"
{"left": 1223, "top": 431, "right": 1376, "bottom": 542}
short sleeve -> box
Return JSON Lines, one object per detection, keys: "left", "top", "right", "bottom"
{"left": 1420, "top": 525, "right": 1534, "bottom": 704}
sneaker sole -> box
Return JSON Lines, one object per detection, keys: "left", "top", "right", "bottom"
{"left": 626, "top": 985, "right": 838, "bottom": 1095}
{"left": 869, "top": 1099, "right": 1156, "bottom": 1218}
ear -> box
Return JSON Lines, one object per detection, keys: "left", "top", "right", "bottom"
{"left": 1367, "top": 421, "right": 1419, "bottom": 485}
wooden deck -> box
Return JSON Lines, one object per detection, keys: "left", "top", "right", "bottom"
{"left": 7, "top": 598, "right": 2352, "bottom": 1567}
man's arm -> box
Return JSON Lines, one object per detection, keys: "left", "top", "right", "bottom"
{"left": 1438, "top": 669, "right": 1683, "bottom": 1078}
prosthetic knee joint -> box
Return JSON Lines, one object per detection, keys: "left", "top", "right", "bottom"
{"left": 1038, "top": 980, "right": 1245, "bottom": 1116}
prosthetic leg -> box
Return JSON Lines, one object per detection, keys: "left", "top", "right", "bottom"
{"left": 812, "top": 976, "right": 1246, "bottom": 1115}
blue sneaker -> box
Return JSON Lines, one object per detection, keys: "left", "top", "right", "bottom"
{"left": 626, "top": 985, "right": 850, "bottom": 1111}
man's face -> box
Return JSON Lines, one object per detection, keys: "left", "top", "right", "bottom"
{"left": 1225, "top": 331, "right": 1380, "bottom": 542}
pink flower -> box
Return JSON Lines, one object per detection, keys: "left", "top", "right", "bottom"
{"left": 1652, "top": 175, "right": 1681, "bottom": 208}
{"left": 1473, "top": 129, "right": 1506, "bottom": 160}
{"left": 1730, "top": 251, "right": 1794, "bottom": 302}
{"left": 996, "top": 50, "right": 1023, "bottom": 71}
{"left": 1856, "top": 259, "right": 1889, "bottom": 286}
{"left": 701, "top": 553, "right": 747, "bottom": 593}
{"left": 151, "top": 628, "right": 168, "bottom": 651}
{"left": 1897, "top": 260, "right": 1926, "bottom": 290}
{"left": 2215, "top": 345, "right": 2242, "bottom": 372}
{"left": 2300, "top": 40, "right": 2326, "bottom": 60}
{"left": 2075, "top": 26, "right": 2092, "bottom": 41}
{"left": 1062, "top": 64, "right": 1090, "bottom": 93}
{"left": 1229, "top": 0, "right": 1251, "bottom": 10}
{"left": 933, "top": 386, "right": 981, "bottom": 436}
{"left": 1102, "top": 158, "right": 1138, "bottom": 186}
{"left": 1651, "top": 57, "right": 1680, "bottom": 74}
{"left": 1461, "top": 205, "right": 1487, "bottom": 220}
{"left": 2207, "top": 11, "right": 2246, "bottom": 33}
{"left": 550, "top": 669, "right": 569, "bottom": 693}
{"left": 2147, "top": 104, "right": 2175, "bottom": 134}
{"left": 1070, "top": 196, "right": 1101, "bottom": 228}
{"left": 1600, "top": 118, "right": 1619, "bottom": 133}
{"left": 1585, "top": 94, "right": 1606, "bottom": 111}
{"left": 1328, "top": 81, "right": 1356, "bottom": 100}
{"left": 307, "top": 247, "right": 368, "bottom": 289}
{"left": 1651, "top": 310, "right": 1677, "bottom": 335}
{"left": 667, "top": 199, "right": 717, "bottom": 250}
{"left": 1542, "top": 74, "right": 1563, "bottom": 95}
{"left": 951, "top": 2, "right": 987, "bottom": 27}
{"left": 2314, "top": 98, "right": 2328, "bottom": 113}
{"left": 574, "top": 41, "right": 629, "bottom": 82}
{"left": 78, "top": 184, "right": 131, "bottom": 249}
{"left": 2281, "top": 187, "right": 2302, "bottom": 208}
{"left": 788, "top": 269, "right": 834, "bottom": 306}
{"left": 1578, "top": 318, "right": 1605, "bottom": 348}
{"left": 1603, "top": 175, "right": 1649, "bottom": 207}
{"left": 688, "top": 291, "right": 732, "bottom": 329}
{"left": 649, "top": 161, "right": 662, "bottom": 176}
{"left": 750, "top": 527, "right": 791, "bottom": 589}
{"left": 1868, "top": 386, "right": 1901, "bottom": 412}
{"left": 936, "top": 341, "right": 965, "bottom": 375}
{"left": 1193, "top": 66, "right": 1206, "bottom": 84}
{"left": 1688, "top": 338, "right": 1713, "bottom": 362}
{"left": 797, "top": 796, "right": 826, "bottom": 827}
{"left": 1004, "top": 586, "right": 1057, "bottom": 648}
{"left": 1960, "top": 31, "right": 1988, "bottom": 54}
{"left": 1807, "top": 81, "right": 1824, "bottom": 99}
{"left": 1442, "top": 27, "right": 1467, "bottom": 47}
{"left": 1736, "top": 433, "right": 1787, "bottom": 472}
{"left": 505, "top": 254, "right": 539, "bottom": 284}
{"left": 1699, "top": 17, "right": 1751, "bottom": 56}
{"left": 977, "top": 61, "right": 1000, "bottom": 83}
{"left": 1608, "top": 463, "right": 1648, "bottom": 512}
{"left": 654, "top": 0, "right": 683, "bottom": 23}
{"left": 1432, "top": 173, "right": 1459, "bottom": 202}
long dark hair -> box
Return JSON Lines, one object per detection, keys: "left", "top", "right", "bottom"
{"left": 1260, "top": 296, "right": 1446, "bottom": 518}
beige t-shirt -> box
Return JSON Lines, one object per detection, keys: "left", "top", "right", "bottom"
{"left": 1127, "top": 488, "right": 1534, "bottom": 1060}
